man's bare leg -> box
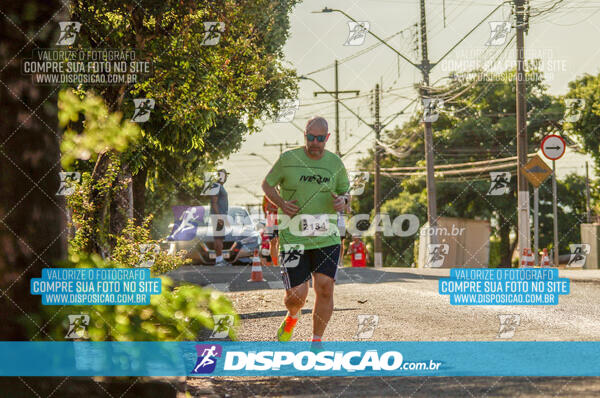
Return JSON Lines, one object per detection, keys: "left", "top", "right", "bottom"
{"left": 284, "top": 281, "right": 308, "bottom": 316}
{"left": 277, "top": 281, "right": 309, "bottom": 341}
{"left": 312, "top": 272, "right": 335, "bottom": 338}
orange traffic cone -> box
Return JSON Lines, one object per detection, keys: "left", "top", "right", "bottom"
{"left": 527, "top": 249, "right": 535, "bottom": 267}
{"left": 541, "top": 248, "right": 551, "bottom": 267}
{"left": 248, "top": 249, "right": 265, "bottom": 282}
{"left": 520, "top": 248, "right": 534, "bottom": 268}
{"left": 520, "top": 248, "right": 527, "bottom": 268}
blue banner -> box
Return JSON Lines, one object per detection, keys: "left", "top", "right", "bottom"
{"left": 439, "top": 268, "right": 570, "bottom": 305}
{"left": 1, "top": 341, "right": 600, "bottom": 376}
{"left": 30, "top": 268, "right": 162, "bottom": 305}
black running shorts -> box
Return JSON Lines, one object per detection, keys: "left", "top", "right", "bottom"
{"left": 279, "top": 244, "right": 340, "bottom": 289}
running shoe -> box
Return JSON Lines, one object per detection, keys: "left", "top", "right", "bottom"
{"left": 277, "top": 315, "right": 298, "bottom": 341}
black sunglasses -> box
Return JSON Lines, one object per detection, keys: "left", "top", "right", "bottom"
{"left": 305, "top": 133, "right": 327, "bottom": 142}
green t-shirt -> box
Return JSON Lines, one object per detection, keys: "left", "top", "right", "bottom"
{"left": 265, "top": 147, "right": 350, "bottom": 250}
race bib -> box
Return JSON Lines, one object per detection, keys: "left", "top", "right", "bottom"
{"left": 355, "top": 253, "right": 363, "bottom": 260}
{"left": 300, "top": 214, "right": 330, "bottom": 237}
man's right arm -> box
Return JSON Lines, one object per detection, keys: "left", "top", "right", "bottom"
{"left": 262, "top": 179, "right": 299, "bottom": 217}
{"left": 261, "top": 180, "right": 285, "bottom": 208}
{"left": 262, "top": 156, "right": 299, "bottom": 217}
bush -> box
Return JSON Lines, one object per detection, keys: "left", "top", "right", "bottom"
{"left": 22, "top": 253, "right": 238, "bottom": 341}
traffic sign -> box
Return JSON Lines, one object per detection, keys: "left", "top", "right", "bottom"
{"left": 521, "top": 155, "right": 553, "bottom": 188}
{"left": 541, "top": 134, "right": 566, "bottom": 160}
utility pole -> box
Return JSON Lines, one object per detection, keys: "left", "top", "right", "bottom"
{"left": 552, "top": 160, "right": 559, "bottom": 266}
{"left": 313, "top": 60, "right": 360, "bottom": 155}
{"left": 419, "top": 0, "right": 438, "bottom": 244}
{"left": 533, "top": 187, "right": 539, "bottom": 266}
{"left": 586, "top": 161, "right": 592, "bottom": 223}
{"left": 264, "top": 141, "right": 299, "bottom": 155}
{"left": 373, "top": 84, "right": 382, "bottom": 268}
{"left": 515, "top": 0, "right": 531, "bottom": 258}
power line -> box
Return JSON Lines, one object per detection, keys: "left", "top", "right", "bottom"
{"left": 380, "top": 153, "right": 535, "bottom": 171}
{"left": 529, "top": 0, "right": 566, "bottom": 17}
{"left": 303, "top": 27, "right": 415, "bottom": 77}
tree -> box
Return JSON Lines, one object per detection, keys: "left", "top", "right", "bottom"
{"left": 66, "top": 0, "right": 299, "bottom": 253}
{"left": 564, "top": 73, "right": 600, "bottom": 172}
{"left": 563, "top": 72, "right": 600, "bottom": 218}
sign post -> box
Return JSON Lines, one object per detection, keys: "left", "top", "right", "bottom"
{"left": 521, "top": 154, "right": 553, "bottom": 267}
{"left": 534, "top": 187, "right": 539, "bottom": 266}
{"left": 552, "top": 160, "right": 559, "bottom": 266}
{"left": 540, "top": 134, "right": 566, "bottom": 267}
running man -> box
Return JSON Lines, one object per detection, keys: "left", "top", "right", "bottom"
{"left": 261, "top": 116, "right": 350, "bottom": 348}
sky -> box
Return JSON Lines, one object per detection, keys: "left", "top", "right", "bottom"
{"left": 222, "top": 0, "right": 600, "bottom": 209}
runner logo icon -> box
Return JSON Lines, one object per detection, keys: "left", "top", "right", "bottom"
{"left": 355, "top": 314, "right": 379, "bottom": 339}
{"left": 344, "top": 21, "right": 369, "bottom": 46}
{"left": 281, "top": 244, "right": 304, "bottom": 268}
{"left": 131, "top": 98, "right": 155, "bottom": 123}
{"left": 426, "top": 244, "right": 449, "bottom": 268}
{"left": 486, "top": 21, "right": 511, "bottom": 46}
{"left": 567, "top": 244, "right": 590, "bottom": 268}
{"left": 497, "top": 314, "right": 520, "bottom": 339}
{"left": 201, "top": 22, "right": 225, "bottom": 46}
{"left": 56, "top": 22, "right": 81, "bottom": 46}
{"left": 192, "top": 344, "right": 223, "bottom": 374}
{"left": 564, "top": 98, "right": 585, "bottom": 123}
{"left": 487, "top": 172, "right": 511, "bottom": 195}
{"left": 65, "top": 314, "right": 89, "bottom": 339}
{"left": 56, "top": 172, "right": 80, "bottom": 196}
{"left": 348, "top": 171, "right": 369, "bottom": 195}
{"left": 422, "top": 98, "right": 443, "bottom": 122}
{"left": 210, "top": 315, "right": 234, "bottom": 339}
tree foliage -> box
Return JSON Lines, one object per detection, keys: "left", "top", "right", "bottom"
{"left": 353, "top": 66, "right": 591, "bottom": 266}
{"left": 62, "top": 0, "right": 300, "bottom": 251}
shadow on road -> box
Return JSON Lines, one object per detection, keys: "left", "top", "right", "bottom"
{"left": 239, "top": 307, "right": 358, "bottom": 320}
{"left": 166, "top": 266, "right": 442, "bottom": 292}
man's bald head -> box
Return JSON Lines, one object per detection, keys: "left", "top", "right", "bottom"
{"left": 305, "top": 116, "right": 328, "bottom": 134}
{"left": 303, "top": 116, "right": 329, "bottom": 159}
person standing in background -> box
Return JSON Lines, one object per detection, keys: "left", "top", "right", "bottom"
{"left": 210, "top": 169, "right": 229, "bottom": 267}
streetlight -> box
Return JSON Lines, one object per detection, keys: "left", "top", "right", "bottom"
{"left": 313, "top": 8, "right": 419, "bottom": 70}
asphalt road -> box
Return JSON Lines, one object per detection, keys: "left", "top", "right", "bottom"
{"left": 168, "top": 266, "right": 600, "bottom": 397}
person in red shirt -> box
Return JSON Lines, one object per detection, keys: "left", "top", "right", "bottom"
{"left": 347, "top": 235, "right": 368, "bottom": 267}
{"left": 259, "top": 229, "right": 272, "bottom": 265}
